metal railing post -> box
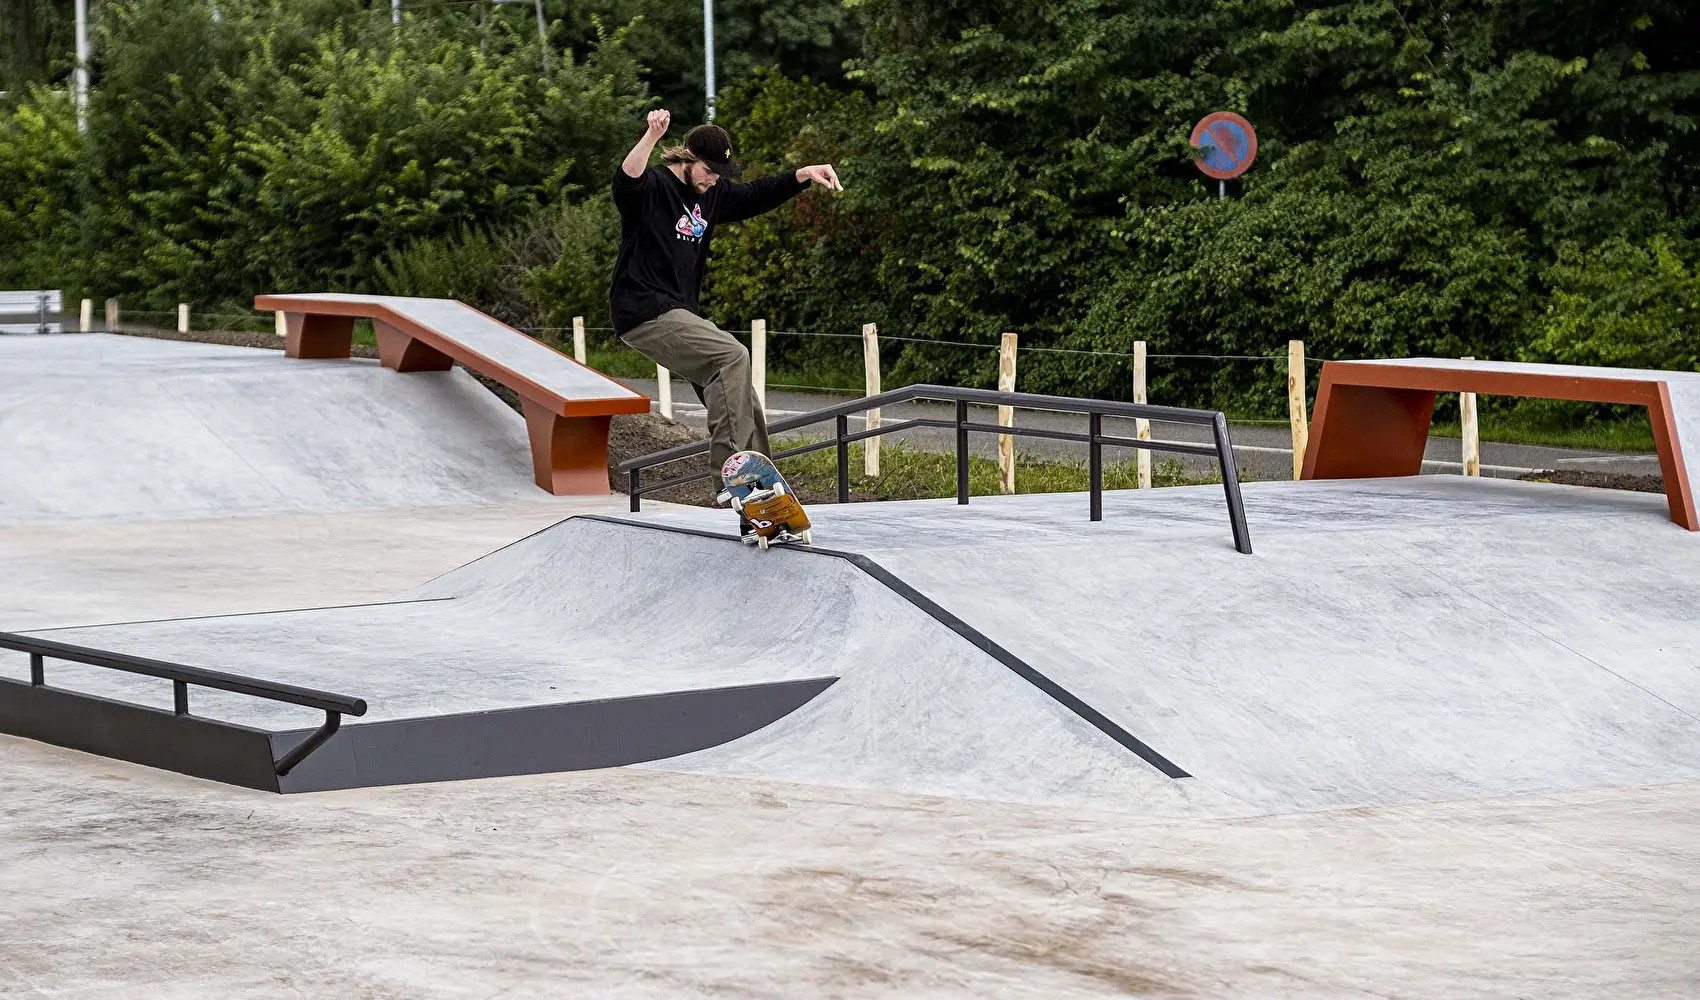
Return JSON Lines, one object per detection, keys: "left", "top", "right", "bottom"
{"left": 629, "top": 469, "right": 641, "bottom": 512}
{"left": 30, "top": 653, "right": 44, "bottom": 686}
{"left": 836, "top": 415, "right": 850, "bottom": 502}
{"left": 955, "top": 400, "right": 970, "bottom": 504}
{"left": 274, "top": 711, "right": 344, "bottom": 776}
{"left": 1089, "top": 412, "right": 1103, "bottom": 522}
{"left": 173, "top": 680, "right": 190, "bottom": 716}
{"left": 1212, "top": 413, "right": 1254, "bottom": 554}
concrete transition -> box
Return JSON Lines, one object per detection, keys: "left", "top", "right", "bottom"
{"left": 8, "top": 469, "right": 1699, "bottom": 815}
{"left": 0, "top": 333, "right": 547, "bottom": 523}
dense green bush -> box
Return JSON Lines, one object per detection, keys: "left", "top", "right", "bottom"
{"left": 4, "top": 0, "right": 1699, "bottom": 420}
{"left": 7, "top": 0, "right": 647, "bottom": 314}
{"left": 696, "top": 0, "right": 1700, "bottom": 413}
{"left": 0, "top": 88, "right": 83, "bottom": 289}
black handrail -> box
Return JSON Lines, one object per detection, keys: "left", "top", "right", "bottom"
{"left": 618, "top": 383, "right": 1253, "bottom": 554}
{"left": 0, "top": 631, "right": 368, "bottom": 776}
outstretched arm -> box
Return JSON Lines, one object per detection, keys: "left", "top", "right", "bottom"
{"left": 715, "top": 163, "right": 844, "bottom": 224}
{"left": 621, "top": 110, "right": 671, "bottom": 178}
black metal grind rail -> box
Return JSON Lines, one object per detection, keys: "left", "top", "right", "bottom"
{"left": 0, "top": 631, "right": 367, "bottom": 775}
{"left": 619, "top": 384, "right": 1253, "bottom": 554}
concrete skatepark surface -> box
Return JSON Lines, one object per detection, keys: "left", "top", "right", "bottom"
{"left": 2, "top": 331, "right": 1697, "bottom": 997}
{"left": 11, "top": 478, "right": 1699, "bottom": 817}
{"left": 0, "top": 333, "right": 548, "bottom": 523}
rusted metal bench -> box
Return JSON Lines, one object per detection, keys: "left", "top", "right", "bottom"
{"left": 1301, "top": 358, "right": 1700, "bottom": 530}
{"left": 257, "top": 293, "right": 649, "bottom": 495}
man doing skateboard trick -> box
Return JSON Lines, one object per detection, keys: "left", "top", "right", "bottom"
{"left": 609, "top": 109, "right": 842, "bottom": 481}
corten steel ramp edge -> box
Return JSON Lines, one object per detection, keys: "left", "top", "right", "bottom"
{"left": 1, "top": 628, "right": 835, "bottom": 793}
{"left": 1301, "top": 359, "right": 1700, "bottom": 530}
{"left": 578, "top": 515, "right": 1192, "bottom": 779}
{"left": 256, "top": 293, "right": 650, "bottom": 496}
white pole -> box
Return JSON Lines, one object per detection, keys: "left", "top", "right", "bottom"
{"left": 392, "top": 0, "right": 401, "bottom": 26}
{"left": 658, "top": 364, "right": 673, "bottom": 421}
{"left": 997, "top": 332, "right": 1018, "bottom": 493}
{"left": 572, "top": 316, "right": 587, "bottom": 364}
{"left": 73, "top": 0, "right": 89, "bottom": 133}
{"left": 862, "top": 323, "right": 881, "bottom": 477}
{"left": 79, "top": 298, "right": 93, "bottom": 333}
{"left": 274, "top": 311, "right": 288, "bottom": 338}
{"left": 1461, "top": 356, "right": 1480, "bottom": 477}
{"left": 750, "top": 319, "right": 767, "bottom": 412}
{"left": 178, "top": 303, "right": 190, "bottom": 333}
{"left": 703, "top": 0, "right": 716, "bottom": 121}
{"left": 1134, "top": 341, "right": 1151, "bottom": 489}
{"left": 532, "top": 0, "right": 550, "bottom": 75}
{"left": 1288, "top": 339, "right": 1308, "bottom": 480}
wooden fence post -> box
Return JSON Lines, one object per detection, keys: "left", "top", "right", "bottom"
{"left": 1134, "top": 341, "right": 1151, "bottom": 489}
{"left": 104, "top": 298, "right": 120, "bottom": 332}
{"left": 658, "top": 364, "right": 673, "bottom": 421}
{"left": 177, "top": 303, "right": 190, "bottom": 333}
{"left": 751, "top": 318, "right": 767, "bottom": 412}
{"left": 1461, "top": 356, "right": 1480, "bottom": 477}
{"left": 1288, "top": 339, "right": 1309, "bottom": 480}
{"left": 79, "top": 298, "right": 92, "bottom": 333}
{"left": 863, "top": 323, "right": 881, "bottom": 477}
{"left": 997, "top": 332, "right": 1018, "bottom": 493}
{"left": 572, "top": 316, "right": 587, "bottom": 364}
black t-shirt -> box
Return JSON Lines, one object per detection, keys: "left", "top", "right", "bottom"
{"left": 609, "top": 164, "right": 810, "bottom": 335}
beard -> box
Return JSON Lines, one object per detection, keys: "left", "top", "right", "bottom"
{"left": 689, "top": 163, "right": 717, "bottom": 194}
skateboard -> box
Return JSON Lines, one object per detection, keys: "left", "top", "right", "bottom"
{"left": 716, "top": 451, "right": 813, "bottom": 550}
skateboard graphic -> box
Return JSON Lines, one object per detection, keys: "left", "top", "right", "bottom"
{"left": 716, "top": 451, "right": 813, "bottom": 550}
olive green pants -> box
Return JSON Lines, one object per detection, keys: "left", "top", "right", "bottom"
{"left": 621, "top": 308, "right": 769, "bottom": 478}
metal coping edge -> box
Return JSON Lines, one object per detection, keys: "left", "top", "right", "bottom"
{"left": 575, "top": 514, "right": 1191, "bottom": 779}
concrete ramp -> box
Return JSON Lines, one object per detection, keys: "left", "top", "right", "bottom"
{"left": 0, "top": 333, "right": 544, "bottom": 524}
{"left": 623, "top": 476, "right": 1700, "bottom": 812}
{"left": 4, "top": 519, "right": 1218, "bottom": 809}
{"left": 9, "top": 472, "right": 1699, "bottom": 812}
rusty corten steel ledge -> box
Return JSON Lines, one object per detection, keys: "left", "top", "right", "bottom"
{"left": 257, "top": 293, "right": 650, "bottom": 496}
{"left": 1301, "top": 358, "right": 1700, "bottom": 530}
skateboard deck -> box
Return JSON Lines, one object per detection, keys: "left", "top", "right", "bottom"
{"left": 716, "top": 451, "right": 813, "bottom": 549}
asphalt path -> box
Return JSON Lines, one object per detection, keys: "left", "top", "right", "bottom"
{"left": 617, "top": 378, "right": 1659, "bottom": 481}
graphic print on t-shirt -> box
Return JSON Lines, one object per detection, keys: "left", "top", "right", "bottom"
{"left": 675, "top": 204, "right": 707, "bottom": 242}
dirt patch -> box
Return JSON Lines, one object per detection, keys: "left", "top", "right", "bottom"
{"left": 1519, "top": 470, "right": 1665, "bottom": 494}
{"left": 115, "top": 324, "right": 383, "bottom": 359}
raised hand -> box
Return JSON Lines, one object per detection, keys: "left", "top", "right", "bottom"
{"left": 795, "top": 164, "right": 844, "bottom": 191}
{"left": 646, "top": 109, "right": 671, "bottom": 137}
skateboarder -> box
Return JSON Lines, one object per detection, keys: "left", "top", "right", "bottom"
{"left": 610, "top": 108, "right": 843, "bottom": 478}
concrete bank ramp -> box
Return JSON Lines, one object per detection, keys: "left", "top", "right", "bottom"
{"left": 6, "top": 519, "right": 1222, "bottom": 811}
{"left": 405, "top": 520, "right": 1228, "bottom": 814}
{"left": 624, "top": 476, "right": 1700, "bottom": 813}
{"left": 0, "top": 333, "right": 541, "bottom": 524}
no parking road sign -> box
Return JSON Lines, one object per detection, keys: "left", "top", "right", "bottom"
{"left": 1191, "top": 111, "right": 1257, "bottom": 182}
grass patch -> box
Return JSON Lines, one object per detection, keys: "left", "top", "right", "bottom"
{"left": 770, "top": 437, "right": 1236, "bottom": 502}
{"left": 1427, "top": 413, "right": 1654, "bottom": 452}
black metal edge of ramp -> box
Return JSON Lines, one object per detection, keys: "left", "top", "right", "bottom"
{"left": 2, "top": 672, "right": 835, "bottom": 793}
{"left": 272, "top": 676, "right": 838, "bottom": 792}
{"left": 577, "top": 515, "right": 1191, "bottom": 779}
{"left": 0, "top": 677, "right": 286, "bottom": 791}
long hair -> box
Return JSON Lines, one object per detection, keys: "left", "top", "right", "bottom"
{"left": 659, "top": 145, "right": 698, "bottom": 166}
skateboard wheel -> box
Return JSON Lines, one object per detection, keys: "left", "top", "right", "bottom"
{"left": 799, "top": 529, "right": 813, "bottom": 545}
{"left": 757, "top": 535, "right": 771, "bottom": 551}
